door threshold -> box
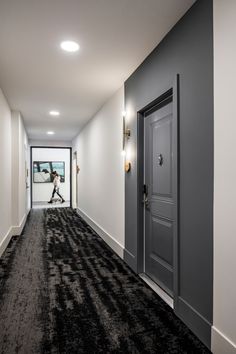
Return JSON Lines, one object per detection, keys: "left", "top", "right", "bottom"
{"left": 139, "top": 273, "right": 174, "bottom": 309}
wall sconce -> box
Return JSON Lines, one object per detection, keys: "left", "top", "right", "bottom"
{"left": 122, "top": 111, "right": 131, "bottom": 172}
{"left": 123, "top": 112, "right": 130, "bottom": 150}
{"left": 125, "top": 162, "right": 131, "bottom": 172}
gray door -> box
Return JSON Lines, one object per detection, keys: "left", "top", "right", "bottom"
{"left": 144, "top": 100, "right": 175, "bottom": 296}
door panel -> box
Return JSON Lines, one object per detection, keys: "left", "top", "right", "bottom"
{"left": 152, "top": 117, "right": 172, "bottom": 197}
{"left": 144, "top": 101, "right": 174, "bottom": 296}
{"left": 151, "top": 217, "right": 173, "bottom": 265}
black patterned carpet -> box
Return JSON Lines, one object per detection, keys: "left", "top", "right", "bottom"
{"left": 0, "top": 208, "right": 211, "bottom": 354}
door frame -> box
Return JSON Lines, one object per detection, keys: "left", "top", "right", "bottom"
{"left": 30, "top": 146, "right": 72, "bottom": 208}
{"left": 136, "top": 74, "right": 179, "bottom": 306}
{"left": 72, "top": 151, "right": 78, "bottom": 208}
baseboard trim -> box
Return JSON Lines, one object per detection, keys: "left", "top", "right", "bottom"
{"left": 175, "top": 297, "right": 212, "bottom": 349}
{"left": 124, "top": 248, "right": 137, "bottom": 272}
{"left": 11, "top": 213, "right": 28, "bottom": 235}
{"left": 76, "top": 208, "right": 124, "bottom": 259}
{"left": 0, "top": 227, "right": 13, "bottom": 258}
{"left": 212, "top": 326, "right": 236, "bottom": 354}
{"left": 0, "top": 212, "right": 29, "bottom": 258}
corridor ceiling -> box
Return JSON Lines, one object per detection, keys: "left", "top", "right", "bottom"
{"left": 0, "top": 0, "right": 195, "bottom": 140}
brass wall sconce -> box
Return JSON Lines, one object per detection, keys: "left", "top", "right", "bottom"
{"left": 122, "top": 111, "right": 131, "bottom": 173}
{"left": 125, "top": 162, "right": 131, "bottom": 173}
{"left": 122, "top": 113, "right": 131, "bottom": 150}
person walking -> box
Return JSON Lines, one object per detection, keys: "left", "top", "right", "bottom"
{"left": 48, "top": 171, "right": 65, "bottom": 204}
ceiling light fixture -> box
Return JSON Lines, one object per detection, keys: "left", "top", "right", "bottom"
{"left": 47, "top": 131, "right": 55, "bottom": 135}
{"left": 60, "top": 40, "right": 79, "bottom": 52}
{"left": 49, "top": 110, "right": 60, "bottom": 116}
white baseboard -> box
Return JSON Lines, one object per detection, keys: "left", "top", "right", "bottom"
{"left": 0, "top": 212, "right": 29, "bottom": 258}
{"left": 76, "top": 208, "right": 124, "bottom": 259}
{"left": 212, "top": 326, "right": 236, "bottom": 354}
{"left": 0, "top": 227, "right": 13, "bottom": 258}
{"left": 11, "top": 213, "right": 28, "bottom": 236}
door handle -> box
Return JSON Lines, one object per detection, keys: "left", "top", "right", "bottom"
{"left": 142, "top": 184, "right": 149, "bottom": 208}
{"left": 158, "top": 154, "right": 163, "bottom": 166}
{"left": 143, "top": 196, "right": 149, "bottom": 207}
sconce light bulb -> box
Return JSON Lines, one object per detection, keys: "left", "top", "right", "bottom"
{"left": 122, "top": 110, "right": 126, "bottom": 118}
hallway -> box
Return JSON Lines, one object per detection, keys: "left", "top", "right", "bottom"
{"left": 1, "top": 1, "right": 236, "bottom": 352}
{"left": 0, "top": 208, "right": 209, "bottom": 354}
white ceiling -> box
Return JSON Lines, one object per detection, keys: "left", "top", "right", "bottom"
{"left": 0, "top": 0, "right": 195, "bottom": 141}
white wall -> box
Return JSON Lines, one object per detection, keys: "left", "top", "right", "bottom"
{"left": 0, "top": 89, "right": 12, "bottom": 252}
{"left": 0, "top": 90, "right": 29, "bottom": 257}
{"left": 32, "top": 148, "right": 70, "bottom": 202}
{"left": 11, "top": 112, "right": 29, "bottom": 227}
{"left": 11, "top": 112, "right": 19, "bottom": 226}
{"left": 72, "top": 86, "right": 124, "bottom": 257}
{"left": 18, "top": 114, "right": 29, "bottom": 222}
{"left": 213, "top": 1, "right": 236, "bottom": 353}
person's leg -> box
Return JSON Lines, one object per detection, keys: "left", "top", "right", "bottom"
{"left": 56, "top": 188, "right": 65, "bottom": 203}
{"left": 48, "top": 187, "right": 56, "bottom": 203}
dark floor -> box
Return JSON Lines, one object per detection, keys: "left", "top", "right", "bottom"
{"left": 0, "top": 208, "right": 211, "bottom": 354}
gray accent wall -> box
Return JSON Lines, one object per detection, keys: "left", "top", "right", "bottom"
{"left": 124, "top": 0, "right": 213, "bottom": 348}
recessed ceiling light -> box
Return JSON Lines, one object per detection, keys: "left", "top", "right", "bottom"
{"left": 49, "top": 110, "right": 60, "bottom": 116}
{"left": 47, "top": 131, "right": 55, "bottom": 135}
{"left": 60, "top": 40, "right": 79, "bottom": 52}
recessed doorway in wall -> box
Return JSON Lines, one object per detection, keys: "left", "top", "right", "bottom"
{"left": 30, "top": 147, "right": 72, "bottom": 209}
{"left": 136, "top": 79, "right": 179, "bottom": 309}
{"left": 72, "top": 151, "right": 78, "bottom": 209}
